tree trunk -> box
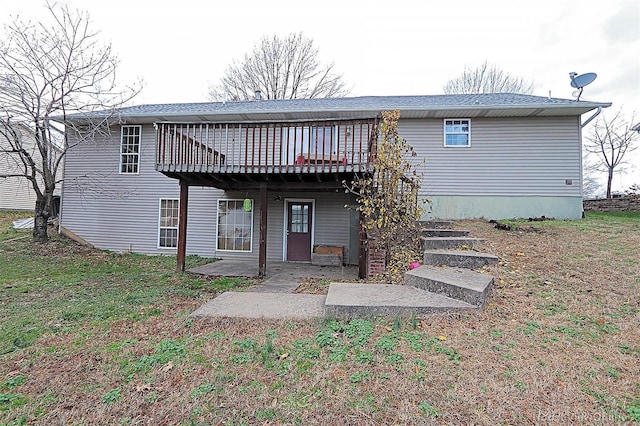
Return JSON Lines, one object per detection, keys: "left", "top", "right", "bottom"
{"left": 606, "top": 168, "right": 614, "bottom": 198}
{"left": 33, "top": 191, "right": 53, "bottom": 242}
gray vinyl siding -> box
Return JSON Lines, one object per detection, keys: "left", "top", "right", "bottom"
{"left": 60, "top": 124, "right": 220, "bottom": 256}
{"left": 0, "top": 177, "right": 37, "bottom": 210}
{"left": 0, "top": 134, "right": 62, "bottom": 211}
{"left": 399, "top": 116, "right": 582, "bottom": 197}
{"left": 61, "top": 123, "right": 354, "bottom": 259}
{"left": 220, "top": 191, "right": 354, "bottom": 263}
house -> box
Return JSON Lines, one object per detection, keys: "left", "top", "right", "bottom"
{"left": 0, "top": 124, "right": 62, "bottom": 213}
{"left": 58, "top": 94, "right": 610, "bottom": 276}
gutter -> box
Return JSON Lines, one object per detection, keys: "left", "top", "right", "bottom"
{"left": 62, "top": 98, "right": 613, "bottom": 123}
{"left": 581, "top": 106, "right": 604, "bottom": 128}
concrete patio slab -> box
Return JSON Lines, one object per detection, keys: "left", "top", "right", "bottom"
{"left": 188, "top": 260, "right": 259, "bottom": 277}
{"left": 189, "top": 292, "right": 327, "bottom": 319}
{"left": 188, "top": 260, "right": 358, "bottom": 293}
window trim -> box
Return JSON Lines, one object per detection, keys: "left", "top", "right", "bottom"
{"left": 157, "top": 198, "right": 179, "bottom": 249}
{"left": 443, "top": 119, "right": 471, "bottom": 147}
{"left": 119, "top": 125, "right": 142, "bottom": 174}
{"left": 216, "top": 199, "right": 254, "bottom": 253}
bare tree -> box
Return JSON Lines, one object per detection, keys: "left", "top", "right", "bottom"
{"left": 0, "top": 3, "right": 140, "bottom": 242}
{"left": 581, "top": 152, "right": 603, "bottom": 198}
{"left": 208, "top": 33, "right": 348, "bottom": 101}
{"left": 625, "top": 183, "right": 640, "bottom": 196}
{"left": 582, "top": 175, "right": 601, "bottom": 198}
{"left": 584, "top": 109, "right": 638, "bottom": 198}
{"left": 443, "top": 60, "right": 534, "bottom": 95}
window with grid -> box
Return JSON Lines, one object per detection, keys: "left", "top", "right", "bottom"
{"left": 444, "top": 119, "right": 471, "bottom": 147}
{"left": 158, "top": 199, "right": 179, "bottom": 248}
{"left": 120, "top": 125, "right": 141, "bottom": 173}
{"left": 217, "top": 199, "right": 253, "bottom": 252}
{"left": 290, "top": 204, "right": 309, "bottom": 233}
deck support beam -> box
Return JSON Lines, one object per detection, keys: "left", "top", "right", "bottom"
{"left": 258, "top": 184, "right": 268, "bottom": 278}
{"left": 177, "top": 180, "right": 189, "bottom": 272}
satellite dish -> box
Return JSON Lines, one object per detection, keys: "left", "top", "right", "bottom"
{"left": 569, "top": 72, "right": 597, "bottom": 100}
{"left": 570, "top": 72, "right": 597, "bottom": 88}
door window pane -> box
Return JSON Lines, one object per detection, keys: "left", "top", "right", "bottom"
{"left": 290, "top": 204, "right": 308, "bottom": 233}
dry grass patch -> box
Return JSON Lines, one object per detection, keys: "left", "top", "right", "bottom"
{"left": 1, "top": 212, "right": 639, "bottom": 425}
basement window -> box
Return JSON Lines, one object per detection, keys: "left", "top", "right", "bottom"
{"left": 158, "top": 199, "right": 179, "bottom": 248}
{"left": 444, "top": 119, "right": 471, "bottom": 147}
{"left": 217, "top": 199, "right": 253, "bottom": 252}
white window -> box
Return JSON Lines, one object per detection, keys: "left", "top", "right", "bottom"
{"left": 444, "top": 119, "right": 471, "bottom": 147}
{"left": 158, "top": 199, "right": 179, "bottom": 248}
{"left": 287, "top": 125, "right": 337, "bottom": 161}
{"left": 307, "top": 125, "right": 337, "bottom": 156}
{"left": 217, "top": 199, "right": 253, "bottom": 252}
{"left": 120, "top": 125, "right": 141, "bottom": 173}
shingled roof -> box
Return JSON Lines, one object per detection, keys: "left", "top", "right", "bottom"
{"left": 64, "top": 93, "right": 611, "bottom": 123}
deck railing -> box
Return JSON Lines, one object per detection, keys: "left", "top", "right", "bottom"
{"left": 155, "top": 119, "right": 377, "bottom": 175}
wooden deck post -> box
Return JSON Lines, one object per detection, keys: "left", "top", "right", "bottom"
{"left": 358, "top": 210, "right": 367, "bottom": 279}
{"left": 177, "top": 180, "right": 189, "bottom": 272}
{"left": 258, "top": 184, "right": 268, "bottom": 278}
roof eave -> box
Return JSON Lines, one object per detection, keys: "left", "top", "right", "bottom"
{"left": 62, "top": 101, "right": 613, "bottom": 124}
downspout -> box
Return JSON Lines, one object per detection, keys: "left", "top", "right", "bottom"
{"left": 581, "top": 107, "right": 602, "bottom": 128}
{"left": 579, "top": 106, "right": 603, "bottom": 217}
{"left": 57, "top": 120, "right": 67, "bottom": 236}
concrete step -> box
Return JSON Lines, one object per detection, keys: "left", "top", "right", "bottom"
{"left": 418, "top": 220, "right": 453, "bottom": 229}
{"left": 421, "top": 237, "right": 484, "bottom": 250}
{"left": 423, "top": 250, "right": 499, "bottom": 269}
{"left": 404, "top": 265, "right": 493, "bottom": 306}
{"left": 325, "top": 282, "right": 476, "bottom": 319}
{"left": 422, "top": 229, "right": 470, "bottom": 237}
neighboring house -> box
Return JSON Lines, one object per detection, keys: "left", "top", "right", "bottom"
{"left": 58, "top": 94, "right": 609, "bottom": 275}
{"left": 0, "top": 124, "right": 62, "bottom": 213}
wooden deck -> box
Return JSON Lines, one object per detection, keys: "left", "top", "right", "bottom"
{"left": 155, "top": 119, "right": 377, "bottom": 188}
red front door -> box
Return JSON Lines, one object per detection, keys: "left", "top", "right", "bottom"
{"left": 286, "top": 201, "right": 312, "bottom": 261}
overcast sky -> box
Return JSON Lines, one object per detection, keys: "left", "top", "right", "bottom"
{"left": 2, "top": 0, "right": 639, "bottom": 191}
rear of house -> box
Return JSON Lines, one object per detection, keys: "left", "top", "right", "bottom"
{"left": 58, "top": 94, "right": 609, "bottom": 269}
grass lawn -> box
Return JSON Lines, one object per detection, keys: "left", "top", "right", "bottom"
{"left": 0, "top": 211, "right": 638, "bottom": 425}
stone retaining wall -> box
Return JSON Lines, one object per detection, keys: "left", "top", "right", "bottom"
{"left": 583, "top": 196, "right": 640, "bottom": 212}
